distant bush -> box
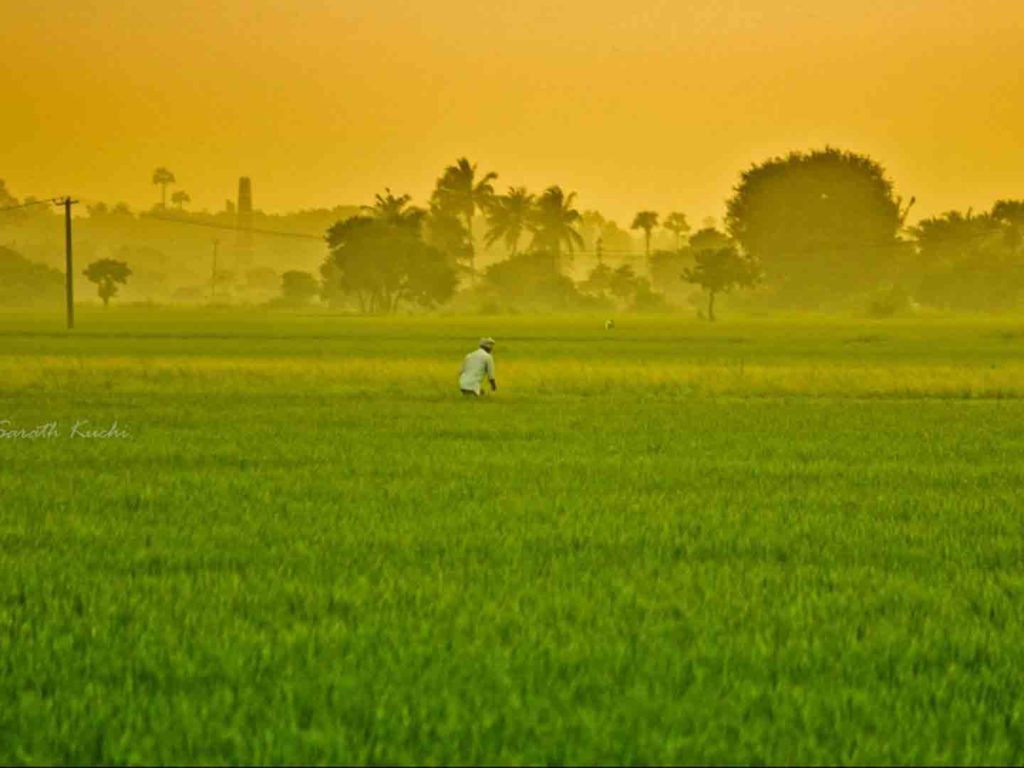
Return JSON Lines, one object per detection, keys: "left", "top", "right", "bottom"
{"left": 482, "top": 251, "right": 602, "bottom": 311}
{"left": 280, "top": 270, "right": 319, "bottom": 305}
{"left": 867, "top": 286, "right": 915, "bottom": 318}
{"left": 0, "top": 246, "right": 63, "bottom": 307}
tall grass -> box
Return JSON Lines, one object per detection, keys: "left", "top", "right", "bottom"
{"left": 2, "top": 311, "right": 1023, "bottom": 763}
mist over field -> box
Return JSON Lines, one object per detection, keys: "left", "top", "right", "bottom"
{"left": 3, "top": 148, "right": 1022, "bottom": 319}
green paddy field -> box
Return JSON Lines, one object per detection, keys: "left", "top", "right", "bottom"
{"left": 2, "top": 309, "right": 1023, "bottom": 764}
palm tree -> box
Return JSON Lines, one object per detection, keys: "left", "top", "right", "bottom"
{"left": 484, "top": 187, "right": 534, "bottom": 255}
{"left": 530, "top": 186, "right": 584, "bottom": 260}
{"left": 631, "top": 210, "right": 659, "bottom": 257}
{"left": 366, "top": 188, "right": 424, "bottom": 227}
{"left": 432, "top": 157, "right": 497, "bottom": 271}
{"left": 170, "top": 190, "right": 191, "bottom": 210}
{"left": 152, "top": 167, "right": 175, "bottom": 208}
{"left": 663, "top": 211, "right": 691, "bottom": 250}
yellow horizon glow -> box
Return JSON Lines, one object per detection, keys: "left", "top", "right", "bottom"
{"left": 2, "top": 0, "right": 1022, "bottom": 225}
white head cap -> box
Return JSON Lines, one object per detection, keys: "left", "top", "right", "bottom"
{"left": 480, "top": 337, "right": 495, "bottom": 350}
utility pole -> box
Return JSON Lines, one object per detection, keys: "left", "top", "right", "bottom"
{"left": 63, "top": 196, "right": 78, "bottom": 330}
{"left": 211, "top": 239, "right": 219, "bottom": 300}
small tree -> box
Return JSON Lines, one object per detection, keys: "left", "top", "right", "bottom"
{"left": 483, "top": 251, "right": 585, "bottom": 310}
{"left": 83, "top": 259, "right": 132, "bottom": 307}
{"left": 280, "top": 270, "right": 319, "bottom": 305}
{"left": 170, "top": 190, "right": 191, "bottom": 210}
{"left": 682, "top": 246, "right": 759, "bottom": 321}
{"left": 608, "top": 264, "right": 645, "bottom": 302}
{"left": 663, "top": 212, "right": 691, "bottom": 249}
{"left": 631, "top": 210, "right": 659, "bottom": 257}
{"left": 689, "top": 226, "right": 733, "bottom": 253}
{"left": 579, "top": 262, "right": 614, "bottom": 298}
{"left": 152, "top": 167, "right": 176, "bottom": 208}
{"left": 323, "top": 205, "right": 456, "bottom": 313}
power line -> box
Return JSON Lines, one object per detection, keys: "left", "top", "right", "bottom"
{"left": 0, "top": 198, "right": 62, "bottom": 213}
{"left": 5, "top": 197, "right": 1013, "bottom": 255}
{"left": 144, "top": 213, "right": 323, "bottom": 241}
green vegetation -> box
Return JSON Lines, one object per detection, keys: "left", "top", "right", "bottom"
{"left": 83, "top": 259, "right": 133, "bottom": 308}
{"left": 2, "top": 310, "right": 1024, "bottom": 763}
{"left": 3, "top": 148, "right": 1022, "bottom": 317}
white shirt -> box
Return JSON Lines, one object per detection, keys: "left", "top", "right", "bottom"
{"left": 459, "top": 348, "right": 495, "bottom": 393}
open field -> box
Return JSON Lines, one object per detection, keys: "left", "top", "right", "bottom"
{"left": 2, "top": 309, "right": 1024, "bottom": 764}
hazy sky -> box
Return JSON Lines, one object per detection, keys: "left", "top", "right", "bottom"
{"left": 2, "top": 0, "right": 1021, "bottom": 224}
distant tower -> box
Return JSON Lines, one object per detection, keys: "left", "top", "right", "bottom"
{"left": 235, "top": 177, "right": 254, "bottom": 257}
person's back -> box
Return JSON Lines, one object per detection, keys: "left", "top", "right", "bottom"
{"left": 459, "top": 338, "right": 496, "bottom": 395}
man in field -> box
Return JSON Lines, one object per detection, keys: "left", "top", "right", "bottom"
{"left": 459, "top": 337, "right": 497, "bottom": 396}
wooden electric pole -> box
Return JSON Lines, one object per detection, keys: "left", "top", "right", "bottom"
{"left": 63, "top": 197, "right": 78, "bottom": 329}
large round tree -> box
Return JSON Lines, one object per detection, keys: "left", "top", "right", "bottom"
{"left": 725, "top": 147, "right": 904, "bottom": 302}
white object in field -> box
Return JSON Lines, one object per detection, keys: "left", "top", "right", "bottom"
{"left": 605, "top": 319, "right": 616, "bottom": 330}
{"left": 459, "top": 347, "right": 495, "bottom": 394}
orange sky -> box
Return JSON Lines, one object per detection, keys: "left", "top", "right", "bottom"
{"left": 2, "top": 0, "right": 1021, "bottom": 225}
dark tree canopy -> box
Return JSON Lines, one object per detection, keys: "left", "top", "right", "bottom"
{"left": 662, "top": 212, "right": 691, "bottom": 249}
{"left": 0, "top": 246, "right": 63, "bottom": 307}
{"left": 682, "top": 246, "right": 760, "bottom": 321}
{"left": 630, "top": 210, "right": 659, "bottom": 257}
{"left": 83, "top": 259, "right": 132, "bottom": 307}
{"left": 725, "top": 147, "right": 903, "bottom": 302}
{"left": 688, "top": 227, "right": 734, "bottom": 253}
{"left": 430, "top": 157, "right": 497, "bottom": 274}
{"left": 280, "top": 270, "right": 319, "bottom": 304}
{"left": 323, "top": 207, "right": 456, "bottom": 314}
{"left": 530, "top": 186, "right": 584, "bottom": 260}
{"left": 483, "top": 251, "right": 590, "bottom": 311}
{"left": 484, "top": 187, "right": 535, "bottom": 255}
{"left": 912, "top": 209, "right": 1024, "bottom": 311}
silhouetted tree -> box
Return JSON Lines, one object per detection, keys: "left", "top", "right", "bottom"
{"left": 608, "top": 264, "right": 645, "bottom": 302}
{"left": 485, "top": 187, "right": 534, "bottom": 255}
{"left": 689, "top": 227, "right": 734, "bottom": 252}
{"left": 530, "top": 186, "right": 584, "bottom": 262}
{"left": 83, "top": 259, "right": 132, "bottom": 307}
{"left": 323, "top": 197, "right": 456, "bottom": 313}
{"left": 580, "top": 262, "right": 613, "bottom": 299}
{"left": 245, "top": 267, "right": 279, "bottom": 293}
{"left": 0, "top": 246, "right": 63, "bottom": 306}
{"left": 663, "top": 212, "right": 691, "bottom": 249}
{"left": 912, "top": 209, "right": 1023, "bottom": 310}
{"left": 152, "top": 168, "right": 176, "bottom": 208}
{"left": 280, "top": 270, "right": 319, "bottom": 305}
{"left": 579, "top": 262, "right": 662, "bottom": 309}
{"left": 483, "top": 251, "right": 587, "bottom": 310}
{"left": 992, "top": 200, "right": 1024, "bottom": 251}
{"left": 170, "top": 190, "right": 191, "bottom": 210}
{"left": 725, "top": 147, "right": 902, "bottom": 303}
{"left": 683, "top": 246, "right": 759, "bottom": 321}
{"left": 424, "top": 207, "right": 472, "bottom": 274}
{"left": 432, "top": 158, "right": 497, "bottom": 274}
{"left": 579, "top": 210, "right": 634, "bottom": 257}
{"left": 0, "top": 180, "right": 17, "bottom": 209}
{"left": 366, "top": 188, "right": 425, "bottom": 226}
{"left": 648, "top": 249, "right": 690, "bottom": 302}
{"left": 631, "top": 211, "right": 659, "bottom": 257}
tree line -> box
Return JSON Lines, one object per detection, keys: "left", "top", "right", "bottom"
{"left": 316, "top": 149, "right": 1023, "bottom": 318}
{"left": 2, "top": 148, "right": 1022, "bottom": 317}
